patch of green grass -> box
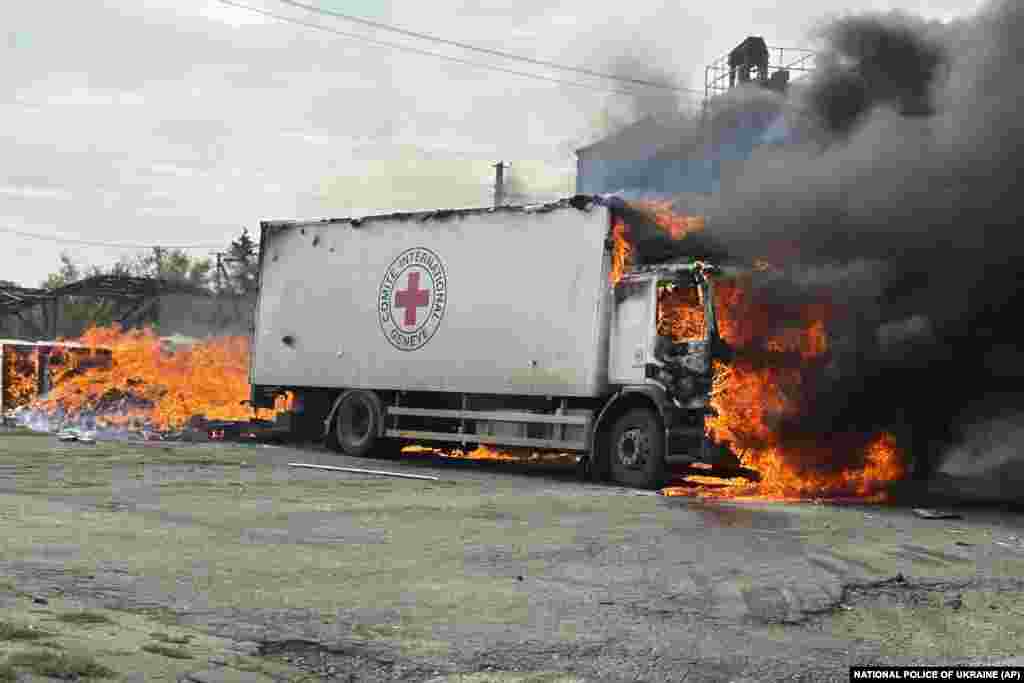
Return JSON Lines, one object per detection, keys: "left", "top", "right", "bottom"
{"left": 7, "top": 650, "right": 115, "bottom": 679}
{"left": 57, "top": 610, "right": 114, "bottom": 626}
{"left": 827, "top": 586, "right": 1024, "bottom": 660}
{"left": 232, "top": 658, "right": 272, "bottom": 673}
{"left": 0, "top": 619, "right": 48, "bottom": 641}
{"left": 118, "top": 607, "right": 180, "bottom": 626}
{"left": 149, "top": 631, "right": 193, "bottom": 644}
{"left": 0, "top": 428, "right": 50, "bottom": 438}
{"left": 67, "top": 566, "right": 98, "bottom": 577}
{"left": 0, "top": 660, "right": 15, "bottom": 683}
{"left": 352, "top": 623, "right": 402, "bottom": 639}
{"left": 61, "top": 480, "right": 108, "bottom": 488}
{"left": 159, "top": 457, "right": 242, "bottom": 466}
{"left": 436, "top": 675, "right": 582, "bottom": 683}
{"left": 59, "top": 449, "right": 116, "bottom": 458}
{"left": 141, "top": 643, "right": 193, "bottom": 659}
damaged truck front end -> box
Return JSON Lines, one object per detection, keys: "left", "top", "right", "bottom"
{"left": 591, "top": 261, "right": 754, "bottom": 487}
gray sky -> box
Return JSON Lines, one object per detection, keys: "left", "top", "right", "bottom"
{"left": 1, "top": 0, "right": 983, "bottom": 287}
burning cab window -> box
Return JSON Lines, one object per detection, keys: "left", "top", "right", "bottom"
{"left": 657, "top": 284, "right": 706, "bottom": 341}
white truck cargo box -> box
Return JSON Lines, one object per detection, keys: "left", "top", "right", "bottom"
{"left": 251, "top": 202, "right": 614, "bottom": 397}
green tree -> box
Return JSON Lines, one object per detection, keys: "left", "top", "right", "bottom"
{"left": 110, "top": 248, "right": 212, "bottom": 288}
{"left": 38, "top": 249, "right": 213, "bottom": 337}
{"left": 38, "top": 255, "right": 109, "bottom": 336}
{"left": 221, "top": 229, "right": 258, "bottom": 297}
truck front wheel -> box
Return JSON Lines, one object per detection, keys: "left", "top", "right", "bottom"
{"left": 607, "top": 408, "right": 668, "bottom": 490}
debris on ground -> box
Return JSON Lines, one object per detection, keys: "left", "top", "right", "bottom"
{"left": 56, "top": 428, "right": 97, "bottom": 444}
{"left": 993, "top": 536, "right": 1024, "bottom": 553}
{"left": 288, "top": 462, "right": 440, "bottom": 481}
{"left": 912, "top": 508, "right": 963, "bottom": 520}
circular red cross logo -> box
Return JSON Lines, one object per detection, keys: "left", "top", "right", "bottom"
{"left": 378, "top": 247, "right": 447, "bottom": 351}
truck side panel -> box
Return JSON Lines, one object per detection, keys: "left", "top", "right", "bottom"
{"left": 252, "top": 205, "right": 612, "bottom": 397}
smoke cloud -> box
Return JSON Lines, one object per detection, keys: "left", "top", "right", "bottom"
{"left": 616, "top": 0, "right": 1024, "bottom": 480}
{"left": 606, "top": 51, "right": 684, "bottom": 122}
{"left": 725, "top": 0, "right": 1021, "bottom": 477}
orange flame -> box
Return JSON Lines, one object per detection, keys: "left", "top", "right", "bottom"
{"left": 402, "top": 443, "right": 575, "bottom": 464}
{"left": 609, "top": 202, "right": 704, "bottom": 286}
{"left": 2, "top": 345, "right": 37, "bottom": 410}
{"left": 660, "top": 275, "right": 905, "bottom": 501}
{"left": 32, "top": 325, "right": 287, "bottom": 431}
{"left": 636, "top": 199, "right": 706, "bottom": 240}
{"left": 609, "top": 217, "right": 632, "bottom": 285}
{"left": 658, "top": 285, "right": 706, "bottom": 340}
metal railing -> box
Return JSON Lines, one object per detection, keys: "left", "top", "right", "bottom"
{"left": 703, "top": 45, "right": 817, "bottom": 101}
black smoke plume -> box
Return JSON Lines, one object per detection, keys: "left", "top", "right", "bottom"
{"left": 625, "top": 0, "right": 1024, "bottom": 480}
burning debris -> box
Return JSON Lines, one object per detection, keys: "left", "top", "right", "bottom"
{"left": 57, "top": 428, "right": 97, "bottom": 444}
{"left": 288, "top": 462, "right": 440, "bottom": 481}
{"left": 8, "top": 325, "right": 289, "bottom": 441}
{"left": 1, "top": 344, "right": 37, "bottom": 412}
{"left": 2, "top": 340, "right": 114, "bottom": 426}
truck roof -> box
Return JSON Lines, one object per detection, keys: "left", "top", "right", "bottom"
{"left": 255, "top": 194, "right": 728, "bottom": 280}
{"left": 259, "top": 196, "right": 598, "bottom": 231}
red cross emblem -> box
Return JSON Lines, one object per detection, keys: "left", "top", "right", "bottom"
{"left": 394, "top": 272, "right": 430, "bottom": 327}
{"left": 378, "top": 247, "right": 447, "bottom": 351}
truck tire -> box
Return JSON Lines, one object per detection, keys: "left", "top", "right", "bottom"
{"left": 329, "top": 390, "right": 401, "bottom": 458}
{"left": 607, "top": 408, "right": 668, "bottom": 489}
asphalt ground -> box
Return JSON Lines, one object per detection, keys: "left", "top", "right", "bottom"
{"left": 1, "top": 431, "right": 1022, "bottom": 682}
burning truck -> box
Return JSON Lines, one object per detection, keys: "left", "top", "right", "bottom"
{"left": 8, "top": 196, "right": 903, "bottom": 498}
{"left": 249, "top": 196, "right": 756, "bottom": 489}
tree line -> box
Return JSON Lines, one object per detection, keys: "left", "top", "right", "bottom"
{"left": 0, "top": 229, "right": 260, "bottom": 339}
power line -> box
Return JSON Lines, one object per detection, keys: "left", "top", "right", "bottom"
{"left": 215, "top": 0, "right": 702, "bottom": 102}
{"left": 268, "top": 0, "right": 704, "bottom": 96}
{"left": 0, "top": 225, "right": 225, "bottom": 250}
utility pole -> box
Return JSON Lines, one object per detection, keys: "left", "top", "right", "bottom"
{"left": 493, "top": 161, "right": 506, "bottom": 207}
{"left": 153, "top": 246, "right": 165, "bottom": 280}
{"left": 213, "top": 252, "right": 224, "bottom": 295}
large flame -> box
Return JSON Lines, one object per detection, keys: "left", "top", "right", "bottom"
{"left": 29, "top": 325, "right": 285, "bottom": 431}
{"left": 611, "top": 200, "right": 904, "bottom": 500}
{"left": 661, "top": 268, "right": 905, "bottom": 501}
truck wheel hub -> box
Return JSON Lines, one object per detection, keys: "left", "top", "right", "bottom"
{"left": 616, "top": 428, "right": 649, "bottom": 469}
{"left": 339, "top": 401, "right": 371, "bottom": 443}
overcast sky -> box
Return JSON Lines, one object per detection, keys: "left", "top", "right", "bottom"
{"left": 1, "top": 0, "right": 984, "bottom": 287}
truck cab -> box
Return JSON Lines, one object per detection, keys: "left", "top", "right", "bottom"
{"left": 591, "top": 261, "right": 739, "bottom": 487}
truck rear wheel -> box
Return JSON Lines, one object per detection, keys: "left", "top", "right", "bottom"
{"left": 607, "top": 408, "right": 668, "bottom": 490}
{"left": 329, "top": 390, "right": 401, "bottom": 458}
